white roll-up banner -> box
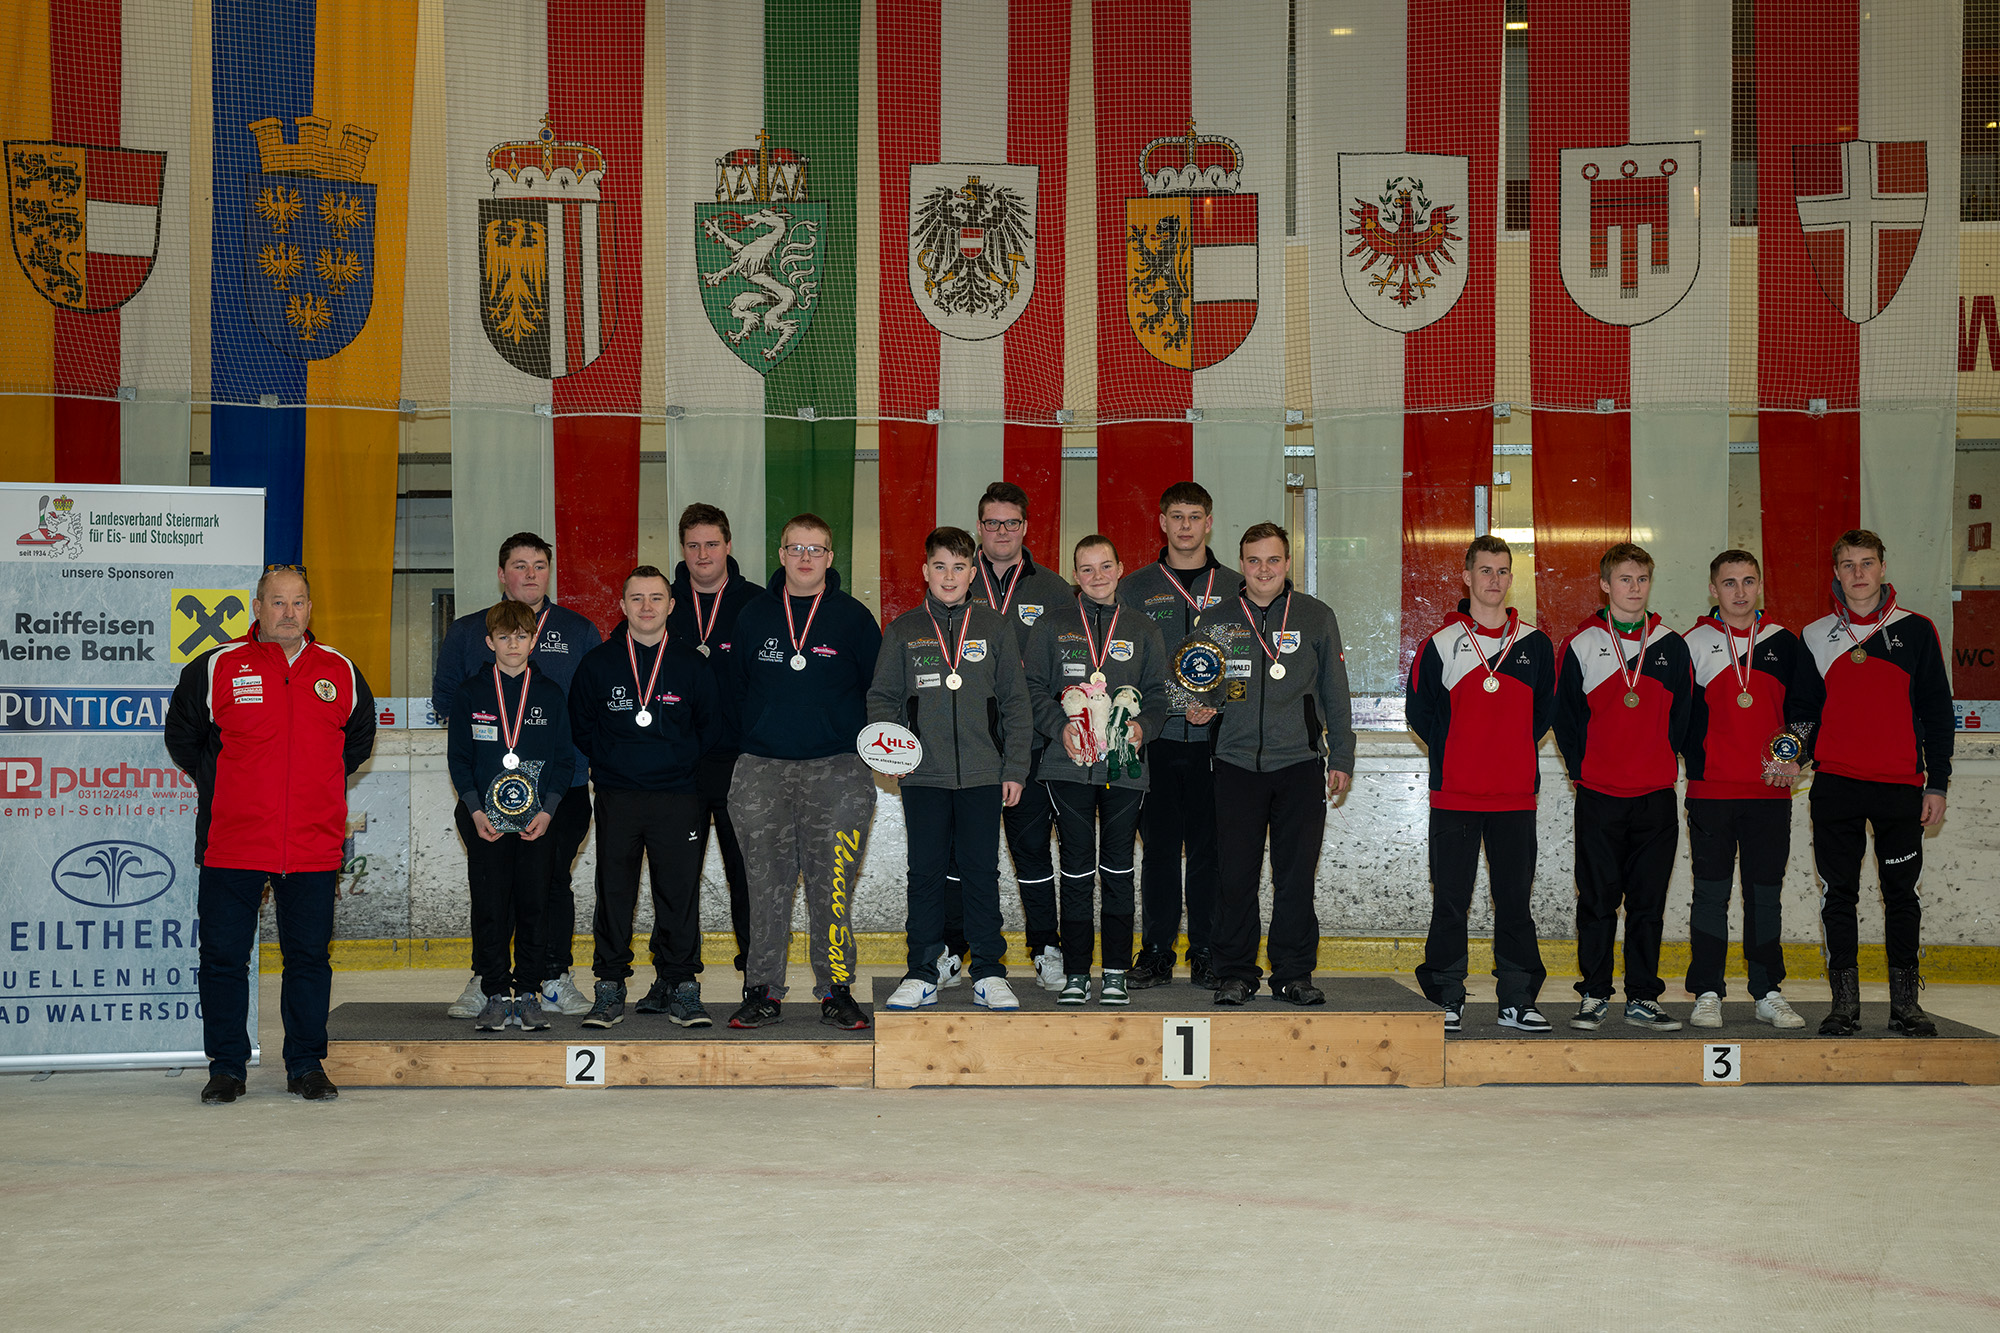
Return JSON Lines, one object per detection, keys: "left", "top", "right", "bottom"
{"left": 0, "top": 483, "right": 264, "bottom": 1071}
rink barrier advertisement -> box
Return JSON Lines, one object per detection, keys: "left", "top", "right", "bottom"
{"left": 0, "top": 482, "right": 263, "bottom": 1071}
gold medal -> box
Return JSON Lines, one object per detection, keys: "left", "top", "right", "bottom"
{"left": 1623, "top": 692, "right": 1641, "bottom": 708}
{"left": 1850, "top": 648, "right": 1867, "bottom": 664}
{"left": 1737, "top": 692, "right": 1753, "bottom": 708}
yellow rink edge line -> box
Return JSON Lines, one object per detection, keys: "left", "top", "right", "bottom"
{"left": 266, "top": 934, "right": 2000, "bottom": 984}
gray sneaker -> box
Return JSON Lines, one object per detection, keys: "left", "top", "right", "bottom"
{"left": 447, "top": 974, "right": 485, "bottom": 1019}
{"left": 580, "top": 979, "right": 625, "bottom": 1029}
{"left": 514, "top": 992, "right": 551, "bottom": 1031}
{"left": 541, "top": 971, "right": 594, "bottom": 1016}
{"left": 472, "top": 993, "right": 509, "bottom": 1031}
{"left": 665, "top": 980, "right": 712, "bottom": 1028}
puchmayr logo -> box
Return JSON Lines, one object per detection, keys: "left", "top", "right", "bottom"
{"left": 50, "top": 839, "right": 177, "bottom": 908}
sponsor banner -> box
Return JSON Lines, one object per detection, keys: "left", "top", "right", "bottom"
{"left": 1953, "top": 701, "right": 2000, "bottom": 733}
{"left": 0, "top": 482, "right": 262, "bottom": 1070}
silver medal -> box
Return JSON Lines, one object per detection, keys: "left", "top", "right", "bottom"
{"left": 634, "top": 709, "right": 653, "bottom": 727}
{"left": 696, "top": 643, "right": 711, "bottom": 657}
{"left": 791, "top": 654, "right": 807, "bottom": 671}
{"left": 1268, "top": 663, "right": 1286, "bottom": 681}
{"left": 1089, "top": 671, "right": 1106, "bottom": 686}
{"left": 1482, "top": 677, "right": 1499, "bottom": 694}
{"left": 502, "top": 751, "right": 520, "bottom": 771}
{"left": 945, "top": 672, "right": 963, "bottom": 691}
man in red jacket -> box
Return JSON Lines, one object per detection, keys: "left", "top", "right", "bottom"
{"left": 1406, "top": 536, "right": 1556, "bottom": 1034}
{"left": 1553, "top": 543, "right": 1693, "bottom": 1032}
{"left": 1680, "top": 550, "right": 1809, "bottom": 1029}
{"left": 165, "top": 566, "right": 377, "bottom": 1104}
{"left": 1792, "top": 530, "right": 1953, "bottom": 1037}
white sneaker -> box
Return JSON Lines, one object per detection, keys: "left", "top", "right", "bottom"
{"left": 1691, "top": 991, "right": 1724, "bottom": 1028}
{"left": 1032, "top": 946, "right": 1066, "bottom": 993}
{"left": 541, "top": 971, "right": 594, "bottom": 1016}
{"left": 935, "top": 945, "right": 964, "bottom": 989}
{"left": 1756, "top": 991, "right": 1806, "bottom": 1029}
{"left": 884, "top": 978, "right": 938, "bottom": 1010}
{"left": 973, "top": 977, "right": 1021, "bottom": 1010}
{"left": 446, "top": 974, "right": 485, "bottom": 1019}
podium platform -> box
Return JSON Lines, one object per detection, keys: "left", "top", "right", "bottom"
{"left": 1445, "top": 1001, "right": 2000, "bottom": 1086}
{"left": 322, "top": 1000, "right": 876, "bottom": 1088}
{"left": 869, "top": 975, "right": 1446, "bottom": 1088}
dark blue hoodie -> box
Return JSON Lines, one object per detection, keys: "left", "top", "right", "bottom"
{"left": 724, "top": 567, "right": 883, "bottom": 761}
{"left": 668, "top": 554, "right": 762, "bottom": 757}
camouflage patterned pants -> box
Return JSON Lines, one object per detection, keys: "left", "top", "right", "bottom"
{"left": 727, "top": 753, "right": 876, "bottom": 999}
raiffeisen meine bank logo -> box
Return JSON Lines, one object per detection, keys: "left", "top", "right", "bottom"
{"left": 14, "top": 493, "right": 83, "bottom": 560}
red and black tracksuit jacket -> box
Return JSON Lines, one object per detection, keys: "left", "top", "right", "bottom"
{"left": 1553, "top": 611, "right": 1692, "bottom": 798}
{"left": 1681, "top": 613, "right": 1808, "bottom": 802}
{"left": 1793, "top": 588, "right": 1954, "bottom": 794}
{"left": 164, "top": 627, "right": 378, "bottom": 872}
{"left": 1405, "top": 605, "right": 1555, "bottom": 811}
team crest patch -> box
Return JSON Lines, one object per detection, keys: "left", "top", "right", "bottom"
{"left": 962, "top": 640, "right": 988, "bottom": 663}
{"left": 1336, "top": 153, "right": 1468, "bottom": 332}
{"left": 909, "top": 164, "right": 1036, "bottom": 339}
{"left": 1108, "top": 640, "right": 1134, "bottom": 662}
{"left": 696, "top": 130, "right": 822, "bottom": 371}
{"left": 1274, "top": 630, "right": 1300, "bottom": 655}
{"left": 314, "top": 678, "right": 337, "bottom": 701}
{"left": 1017, "top": 604, "right": 1043, "bottom": 624}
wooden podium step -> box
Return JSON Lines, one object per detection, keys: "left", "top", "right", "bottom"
{"left": 1444, "top": 1002, "right": 2000, "bottom": 1086}
{"left": 322, "top": 1001, "right": 876, "bottom": 1088}
{"left": 869, "top": 975, "right": 1445, "bottom": 1088}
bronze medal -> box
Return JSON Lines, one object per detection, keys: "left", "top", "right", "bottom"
{"left": 1623, "top": 691, "right": 1641, "bottom": 708}
{"left": 1737, "top": 692, "right": 1753, "bottom": 708}
{"left": 1850, "top": 647, "right": 1867, "bottom": 664}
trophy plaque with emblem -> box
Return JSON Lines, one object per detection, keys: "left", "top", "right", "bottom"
{"left": 1167, "top": 627, "right": 1233, "bottom": 715}
{"left": 484, "top": 759, "right": 544, "bottom": 834}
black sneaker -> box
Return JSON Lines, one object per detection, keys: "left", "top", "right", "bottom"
{"left": 665, "top": 980, "right": 713, "bottom": 1028}
{"left": 472, "top": 993, "right": 509, "bottom": 1031}
{"left": 1273, "top": 980, "right": 1326, "bottom": 1006}
{"left": 1441, "top": 1004, "right": 1463, "bottom": 1034}
{"left": 728, "top": 984, "right": 782, "bottom": 1029}
{"left": 1188, "top": 948, "right": 1218, "bottom": 990}
{"left": 200, "top": 1073, "right": 246, "bottom": 1105}
{"left": 1126, "top": 949, "right": 1174, "bottom": 989}
{"left": 1214, "top": 977, "right": 1253, "bottom": 1006}
{"left": 581, "top": 979, "right": 626, "bottom": 1029}
{"left": 286, "top": 1069, "right": 339, "bottom": 1101}
{"left": 633, "top": 978, "right": 673, "bottom": 1014}
{"left": 820, "top": 985, "right": 870, "bottom": 1030}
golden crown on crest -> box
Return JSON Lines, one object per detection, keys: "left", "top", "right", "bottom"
{"left": 488, "top": 116, "right": 606, "bottom": 201}
{"left": 1140, "top": 121, "right": 1243, "bottom": 197}
{"left": 715, "top": 129, "right": 809, "bottom": 205}
{"left": 248, "top": 116, "right": 376, "bottom": 181}
{"left": 51, "top": 495, "right": 73, "bottom": 513}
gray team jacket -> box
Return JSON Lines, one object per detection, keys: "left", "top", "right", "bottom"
{"left": 967, "top": 548, "right": 1075, "bottom": 636}
{"left": 1117, "top": 551, "right": 1229, "bottom": 743}
{"left": 866, "top": 595, "right": 1034, "bottom": 790}
{"left": 1023, "top": 597, "right": 1170, "bottom": 791}
{"left": 1201, "top": 582, "right": 1356, "bottom": 776}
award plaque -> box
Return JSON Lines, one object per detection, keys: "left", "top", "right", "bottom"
{"left": 484, "top": 759, "right": 544, "bottom": 834}
{"left": 1167, "top": 629, "right": 1231, "bottom": 714}
{"left": 1765, "top": 730, "right": 1805, "bottom": 766}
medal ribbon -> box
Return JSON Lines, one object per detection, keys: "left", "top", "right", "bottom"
{"left": 1166, "top": 566, "right": 1217, "bottom": 620}
{"left": 924, "top": 600, "right": 974, "bottom": 676}
{"left": 784, "top": 589, "right": 826, "bottom": 658}
{"left": 1724, "top": 613, "right": 1759, "bottom": 696}
{"left": 524, "top": 605, "right": 550, "bottom": 656}
{"left": 1460, "top": 610, "right": 1520, "bottom": 691}
{"left": 691, "top": 589, "right": 723, "bottom": 651}
{"left": 625, "top": 631, "right": 665, "bottom": 714}
{"left": 978, "top": 557, "right": 1023, "bottom": 616}
{"left": 1611, "top": 615, "right": 1652, "bottom": 698}
{"left": 492, "top": 663, "right": 530, "bottom": 755}
{"left": 1238, "top": 591, "right": 1291, "bottom": 667}
{"left": 1077, "top": 601, "right": 1120, "bottom": 676}
{"left": 1836, "top": 587, "right": 1897, "bottom": 655}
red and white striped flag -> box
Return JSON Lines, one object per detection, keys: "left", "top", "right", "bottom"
{"left": 1527, "top": 0, "right": 1732, "bottom": 637}
{"left": 1756, "top": 0, "right": 1958, "bottom": 640}
{"left": 1301, "top": 0, "right": 1499, "bottom": 690}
